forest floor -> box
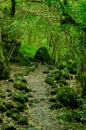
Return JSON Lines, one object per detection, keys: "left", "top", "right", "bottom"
{"left": 0, "top": 63, "right": 86, "bottom": 130}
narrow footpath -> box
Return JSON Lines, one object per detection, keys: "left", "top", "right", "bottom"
{"left": 26, "top": 64, "right": 62, "bottom": 130}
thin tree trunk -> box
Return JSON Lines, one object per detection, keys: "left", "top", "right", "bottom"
{"left": 0, "top": 27, "right": 10, "bottom": 79}
{"left": 79, "top": 31, "right": 86, "bottom": 96}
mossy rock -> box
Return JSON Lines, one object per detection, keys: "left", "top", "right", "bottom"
{"left": 57, "top": 86, "right": 80, "bottom": 109}
{"left": 6, "top": 109, "right": 21, "bottom": 121}
{"left": 6, "top": 109, "right": 19, "bottom": 117}
{"left": 15, "top": 75, "right": 27, "bottom": 83}
{"left": 3, "top": 101, "right": 14, "bottom": 109}
{"left": 2, "top": 126, "right": 16, "bottom": 130}
{"left": 61, "top": 69, "right": 71, "bottom": 79}
{"left": 15, "top": 102, "right": 27, "bottom": 111}
{"left": 12, "top": 93, "right": 28, "bottom": 103}
{"left": 17, "top": 116, "right": 28, "bottom": 125}
{"left": 45, "top": 76, "right": 55, "bottom": 85}
{"left": 11, "top": 113, "right": 20, "bottom": 121}
{"left": 13, "top": 80, "right": 29, "bottom": 92}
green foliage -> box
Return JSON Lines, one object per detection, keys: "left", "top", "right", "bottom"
{"left": 19, "top": 43, "right": 37, "bottom": 57}
{"left": 13, "top": 80, "right": 29, "bottom": 92}
{"left": 57, "top": 86, "right": 80, "bottom": 109}
{"left": 79, "top": 96, "right": 86, "bottom": 124}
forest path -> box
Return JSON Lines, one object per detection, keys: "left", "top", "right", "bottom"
{"left": 0, "top": 63, "right": 63, "bottom": 130}
{"left": 25, "top": 63, "right": 61, "bottom": 130}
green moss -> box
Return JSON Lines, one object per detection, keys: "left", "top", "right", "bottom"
{"left": 61, "top": 69, "right": 71, "bottom": 79}
{"left": 15, "top": 102, "right": 27, "bottom": 111}
{"left": 57, "top": 86, "right": 80, "bottom": 109}
{"left": 12, "top": 92, "right": 28, "bottom": 103}
{"left": 13, "top": 80, "right": 29, "bottom": 92}
{"left": 45, "top": 76, "right": 55, "bottom": 85}
{"left": 3, "top": 101, "right": 14, "bottom": 109}
{"left": 6, "top": 109, "right": 19, "bottom": 117}
{"left": 17, "top": 116, "right": 28, "bottom": 125}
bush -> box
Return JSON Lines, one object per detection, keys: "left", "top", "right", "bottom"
{"left": 57, "top": 86, "right": 80, "bottom": 109}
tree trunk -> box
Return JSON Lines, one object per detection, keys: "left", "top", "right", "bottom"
{"left": 0, "top": 27, "right": 10, "bottom": 80}
{"left": 79, "top": 31, "right": 86, "bottom": 96}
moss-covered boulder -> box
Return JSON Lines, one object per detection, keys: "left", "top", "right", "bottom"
{"left": 34, "top": 47, "right": 51, "bottom": 64}
{"left": 3, "top": 101, "right": 14, "bottom": 109}
{"left": 12, "top": 92, "right": 28, "bottom": 103}
{"left": 17, "top": 116, "right": 28, "bottom": 125}
{"left": 45, "top": 76, "right": 56, "bottom": 85}
{"left": 13, "top": 80, "right": 29, "bottom": 92}
{"left": 15, "top": 102, "right": 27, "bottom": 111}
{"left": 57, "top": 86, "right": 80, "bottom": 109}
{"left": 6, "top": 109, "right": 19, "bottom": 117}
{"left": 6, "top": 109, "right": 20, "bottom": 121}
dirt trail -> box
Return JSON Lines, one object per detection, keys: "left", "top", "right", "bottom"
{"left": 26, "top": 63, "right": 61, "bottom": 130}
